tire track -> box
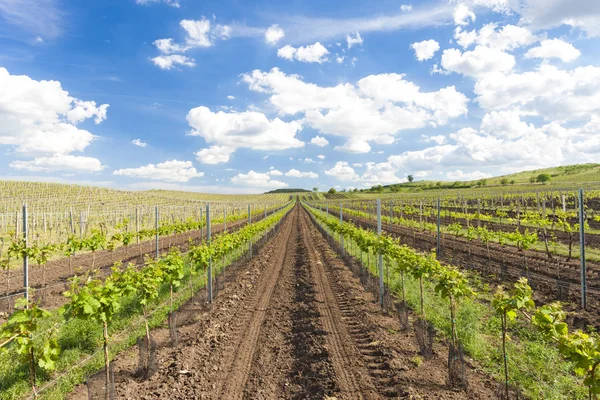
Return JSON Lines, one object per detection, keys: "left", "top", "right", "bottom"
{"left": 217, "top": 206, "right": 298, "bottom": 399}
{"left": 299, "top": 209, "right": 387, "bottom": 399}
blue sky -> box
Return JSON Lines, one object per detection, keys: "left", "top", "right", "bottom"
{"left": 1, "top": 0, "right": 599, "bottom": 193}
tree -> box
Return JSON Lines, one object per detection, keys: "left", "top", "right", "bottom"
{"left": 510, "top": 179, "right": 516, "bottom": 185}
{"left": 500, "top": 177, "right": 509, "bottom": 185}
{"left": 476, "top": 179, "right": 487, "bottom": 187}
{"left": 313, "top": 187, "right": 318, "bottom": 192}
{"left": 529, "top": 176, "right": 536, "bottom": 184}
{"left": 536, "top": 173, "right": 551, "bottom": 184}
{"left": 407, "top": 174, "right": 414, "bottom": 183}
{"left": 328, "top": 188, "right": 337, "bottom": 194}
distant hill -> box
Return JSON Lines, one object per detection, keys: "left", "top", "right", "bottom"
{"left": 264, "top": 188, "right": 312, "bottom": 193}
{"left": 324, "top": 163, "right": 600, "bottom": 197}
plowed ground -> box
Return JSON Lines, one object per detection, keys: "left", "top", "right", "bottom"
{"left": 70, "top": 205, "right": 496, "bottom": 399}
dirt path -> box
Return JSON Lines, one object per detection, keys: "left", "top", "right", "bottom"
{"left": 69, "top": 204, "right": 497, "bottom": 399}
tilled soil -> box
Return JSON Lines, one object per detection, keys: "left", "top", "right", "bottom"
{"left": 69, "top": 205, "right": 497, "bottom": 399}
{"left": 0, "top": 216, "right": 258, "bottom": 317}
{"left": 333, "top": 211, "right": 600, "bottom": 328}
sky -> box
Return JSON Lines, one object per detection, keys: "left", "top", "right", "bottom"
{"left": 0, "top": 0, "right": 599, "bottom": 193}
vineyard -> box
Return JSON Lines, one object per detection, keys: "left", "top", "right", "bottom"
{"left": 0, "top": 184, "right": 599, "bottom": 399}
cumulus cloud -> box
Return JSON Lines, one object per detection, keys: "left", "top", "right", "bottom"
{"left": 440, "top": 45, "right": 515, "bottom": 77}
{"left": 325, "top": 161, "right": 360, "bottom": 181}
{"left": 113, "top": 160, "right": 204, "bottom": 182}
{"left": 317, "top": 154, "right": 325, "bottom": 160}
{"left": 0, "top": 67, "right": 108, "bottom": 173}
{"left": 474, "top": 64, "right": 600, "bottom": 121}
{"left": 310, "top": 136, "right": 329, "bottom": 146}
{"left": 150, "top": 17, "right": 231, "bottom": 69}
{"left": 151, "top": 54, "right": 195, "bottom": 70}
{"left": 195, "top": 145, "right": 235, "bottom": 164}
{"left": 454, "top": 3, "right": 476, "bottom": 25}
{"left": 411, "top": 39, "right": 440, "bottom": 61}
{"left": 136, "top": 0, "right": 180, "bottom": 7}
{"left": 423, "top": 134, "right": 446, "bottom": 144}
{"left": 476, "top": 0, "right": 600, "bottom": 37}
{"left": 243, "top": 68, "right": 468, "bottom": 153}
{"left": 525, "top": 39, "right": 581, "bottom": 62}
{"left": 285, "top": 169, "right": 319, "bottom": 178}
{"left": 346, "top": 32, "right": 363, "bottom": 48}
{"left": 231, "top": 170, "right": 288, "bottom": 189}
{"left": 278, "top": 42, "right": 329, "bottom": 63}
{"left": 454, "top": 23, "right": 537, "bottom": 50}
{"left": 400, "top": 4, "right": 413, "bottom": 12}
{"left": 446, "top": 170, "right": 492, "bottom": 180}
{"left": 9, "top": 155, "right": 105, "bottom": 173}
{"left": 265, "top": 24, "right": 285, "bottom": 44}
{"left": 187, "top": 106, "right": 304, "bottom": 163}
{"left": 267, "top": 169, "right": 283, "bottom": 176}
{"left": 132, "top": 139, "right": 148, "bottom": 148}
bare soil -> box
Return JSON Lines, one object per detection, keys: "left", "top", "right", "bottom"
{"left": 0, "top": 215, "right": 265, "bottom": 318}
{"left": 68, "top": 205, "right": 497, "bottom": 399}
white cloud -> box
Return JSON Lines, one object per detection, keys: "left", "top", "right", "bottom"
{"left": 227, "top": 95, "right": 236, "bottom": 100}
{"left": 525, "top": 39, "right": 581, "bottom": 62}
{"left": 150, "top": 17, "right": 231, "bottom": 69}
{"left": 267, "top": 169, "right": 283, "bottom": 176}
{"left": 0, "top": 0, "right": 62, "bottom": 39}
{"left": 400, "top": 4, "right": 413, "bottom": 12}
{"left": 187, "top": 106, "right": 304, "bottom": 161}
{"left": 317, "top": 154, "right": 325, "bottom": 159}
{"left": 446, "top": 170, "right": 492, "bottom": 180}
{"left": 0, "top": 67, "right": 108, "bottom": 167}
{"left": 346, "top": 32, "right": 363, "bottom": 48}
{"left": 231, "top": 170, "right": 288, "bottom": 189}
{"left": 440, "top": 45, "right": 515, "bottom": 77}
{"left": 310, "top": 135, "right": 329, "bottom": 147}
{"left": 243, "top": 68, "right": 468, "bottom": 153}
{"left": 325, "top": 161, "right": 359, "bottom": 181}
{"left": 285, "top": 169, "right": 319, "bottom": 178}
{"left": 304, "top": 158, "right": 315, "bottom": 163}
{"left": 153, "top": 38, "right": 188, "bottom": 54}
{"left": 423, "top": 134, "right": 446, "bottom": 144}
{"left": 454, "top": 23, "right": 537, "bottom": 50}
{"left": 473, "top": 0, "right": 511, "bottom": 13}
{"left": 195, "top": 145, "right": 235, "bottom": 164}
{"left": 411, "top": 39, "right": 440, "bottom": 61}
{"left": 132, "top": 139, "right": 148, "bottom": 148}
{"left": 334, "top": 138, "right": 371, "bottom": 153}
{"left": 180, "top": 18, "right": 214, "bottom": 47}
{"left": 454, "top": 3, "right": 476, "bottom": 26}
{"left": 336, "top": 56, "right": 345, "bottom": 63}
{"left": 277, "top": 42, "right": 329, "bottom": 63}
{"left": 271, "top": 4, "right": 453, "bottom": 44}
{"left": 151, "top": 54, "right": 195, "bottom": 70}
{"left": 389, "top": 144, "right": 457, "bottom": 171}
{"left": 360, "top": 162, "right": 401, "bottom": 186}
{"left": 476, "top": 0, "right": 600, "bottom": 37}
{"left": 474, "top": 64, "right": 600, "bottom": 120}
{"left": 9, "top": 155, "right": 105, "bottom": 173}
{"left": 113, "top": 160, "right": 204, "bottom": 182}
{"left": 387, "top": 111, "right": 600, "bottom": 177}
{"left": 136, "top": 0, "right": 180, "bottom": 7}
{"left": 265, "top": 24, "right": 285, "bottom": 44}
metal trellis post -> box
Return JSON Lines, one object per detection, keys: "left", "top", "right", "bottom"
{"left": 207, "top": 203, "right": 212, "bottom": 303}
{"left": 579, "top": 189, "right": 587, "bottom": 309}
{"left": 436, "top": 198, "right": 441, "bottom": 258}
{"left": 377, "top": 199, "right": 384, "bottom": 308}
{"left": 23, "top": 204, "right": 29, "bottom": 305}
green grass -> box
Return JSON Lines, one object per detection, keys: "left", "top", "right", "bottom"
{"left": 318, "top": 217, "right": 587, "bottom": 399}
{"left": 0, "top": 216, "right": 281, "bottom": 399}
{"left": 321, "top": 163, "right": 600, "bottom": 199}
